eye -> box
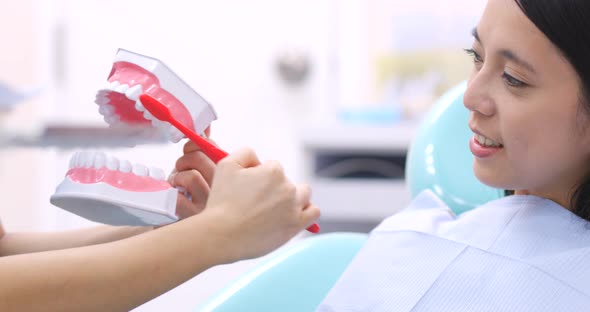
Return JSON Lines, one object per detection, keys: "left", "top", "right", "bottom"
{"left": 464, "top": 48, "right": 483, "bottom": 64}
{"left": 502, "top": 73, "right": 527, "bottom": 88}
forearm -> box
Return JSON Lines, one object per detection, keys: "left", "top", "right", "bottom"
{"left": 0, "top": 225, "right": 154, "bottom": 256}
{"left": 0, "top": 215, "right": 227, "bottom": 312}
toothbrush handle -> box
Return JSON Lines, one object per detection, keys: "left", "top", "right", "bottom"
{"left": 169, "top": 118, "right": 228, "bottom": 163}
{"left": 197, "top": 139, "right": 229, "bottom": 164}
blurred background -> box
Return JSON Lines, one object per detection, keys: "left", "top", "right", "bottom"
{"left": 0, "top": 0, "right": 485, "bottom": 310}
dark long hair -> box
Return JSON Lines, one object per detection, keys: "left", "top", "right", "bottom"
{"left": 515, "top": 0, "right": 590, "bottom": 221}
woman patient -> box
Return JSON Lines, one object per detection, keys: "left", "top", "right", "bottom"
{"left": 315, "top": 0, "right": 590, "bottom": 310}
{"left": 183, "top": 0, "right": 590, "bottom": 310}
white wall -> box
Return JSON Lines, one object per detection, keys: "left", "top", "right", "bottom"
{"left": 0, "top": 0, "right": 47, "bottom": 231}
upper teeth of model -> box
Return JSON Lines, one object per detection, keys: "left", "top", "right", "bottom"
{"left": 475, "top": 134, "right": 502, "bottom": 147}
{"left": 97, "top": 80, "right": 185, "bottom": 143}
{"left": 69, "top": 151, "right": 167, "bottom": 180}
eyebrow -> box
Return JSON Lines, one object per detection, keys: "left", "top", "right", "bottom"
{"left": 471, "top": 27, "right": 537, "bottom": 74}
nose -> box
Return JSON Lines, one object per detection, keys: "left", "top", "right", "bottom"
{"left": 463, "top": 70, "right": 496, "bottom": 117}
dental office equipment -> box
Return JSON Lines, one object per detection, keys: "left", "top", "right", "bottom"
{"left": 0, "top": 82, "right": 39, "bottom": 112}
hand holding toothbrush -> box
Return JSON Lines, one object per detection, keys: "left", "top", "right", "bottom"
{"left": 140, "top": 94, "right": 321, "bottom": 234}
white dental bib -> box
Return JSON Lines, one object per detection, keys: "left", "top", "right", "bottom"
{"left": 317, "top": 190, "right": 590, "bottom": 311}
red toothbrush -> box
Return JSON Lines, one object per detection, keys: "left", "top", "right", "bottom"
{"left": 139, "top": 94, "right": 320, "bottom": 233}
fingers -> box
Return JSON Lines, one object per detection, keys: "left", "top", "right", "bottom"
{"left": 183, "top": 129, "right": 216, "bottom": 154}
{"left": 175, "top": 193, "right": 205, "bottom": 219}
{"left": 171, "top": 169, "right": 211, "bottom": 203}
{"left": 223, "top": 147, "right": 261, "bottom": 169}
{"left": 170, "top": 169, "right": 210, "bottom": 219}
{"left": 300, "top": 204, "right": 321, "bottom": 229}
{"left": 295, "top": 183, "right": 312, "bottom": 208}
{"left": 175, "top": 150, "right": 216, "bottom": 185}
{"left": 183, "top": 141, "right": 199, "bottom": 154}
{"left": 295, "top": 184, "right": 320, "bottom": 230}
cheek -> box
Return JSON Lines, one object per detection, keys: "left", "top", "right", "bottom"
{"left": 502, "top": 115, "right": 584, "bottom": 188}
{"left": 493, "top": 113, "right": 544, "bottom": 187}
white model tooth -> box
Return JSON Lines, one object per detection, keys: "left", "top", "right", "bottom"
{"left": 109, "top": 81, "right": 121, "bottom": 90}
{"left": 97, "top": 90, "right": 111, "bottom": 99}
{"left": 79, "top": 151, "right": 94, "bottom": 168}
{"left": 76, "top": 152, "right": 86, "bottom": 167}
{"left": 104, "top": 114, "right": 120, "bottom": 125}
{"left": 168, "top": 128, "right": 184, "bottom": 143}
{"left": 95, "top": 94, "right": 109, "bottom": 105}
{"left": 114, "top": 84, "right": 129, "bottom": 93}
{"left": 167, "top": 130, "right": 176, "bottom": 142}
{"left": 86, "top": 152, "right": 96, "bottom": 168}
{"left": 132, "top": 163, "right": 148, "bottom": 176}
{"left": 143, "top": 110, "right": 155, "bottom": 121}
{"left": 148, "top": 167, "right": 166, "bottom": 181}
{"left": 75, "top": 151, "right": 85, "bottom": 167}
{"left": 98, "top": 104, "right": 114, "bottom": 116}
{"left": 69, "top": 152, "right": 79, "bottom": 168}
{"left": 155, "top": 119, "right": 167, "bottom": 128}
{"left": 134, "top": 99, "right": 146, "bottom": 112}
{"left": 125, "top": 85, "right": 143, "bottom": 101}
{"left": 106, "top": 155, "right": 119, "bottom": 171}
{"left": 172, "top": 130, "right": 185, "bottom": 143}
{"left": 150, "top": 118, "right": 166, "bottom": 130}
{"left": 93, "top": 152, "right": 106, "bottom": 169}
{"left": 150, "top": 119, "right": 159, "bottom": 128}
{"left": 119, "top": 159, "right": 132, "bottom": 173}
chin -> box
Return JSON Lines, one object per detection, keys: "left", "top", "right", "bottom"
{"left": 473, "top": 162, "right": 514, "bottom": 190}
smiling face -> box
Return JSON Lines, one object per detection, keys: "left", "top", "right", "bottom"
{"left": 463, "top": 0, "right": 590, "bottom": 208}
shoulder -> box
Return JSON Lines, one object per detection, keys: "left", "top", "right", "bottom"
{"left": 371, "top": 190, "right": 533, "bottom": 249}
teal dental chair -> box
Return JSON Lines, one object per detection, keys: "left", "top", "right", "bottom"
{"left": 196, "top": 82, "right": 503, "bottom": 312}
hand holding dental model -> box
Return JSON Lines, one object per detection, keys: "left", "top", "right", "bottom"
{"left": 0, "top": 49, "right": 320, "bottom": 311}
{"left": 50, "top": 48, "right": 319, "bottom": 232}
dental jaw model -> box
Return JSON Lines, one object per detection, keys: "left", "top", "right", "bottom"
{"left": 97, "top": 49, "right": 216, "bottom": 142}
{"left": 50, "top": 49, "right": 217, "bottom": 226}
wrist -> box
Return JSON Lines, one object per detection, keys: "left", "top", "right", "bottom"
{"left": 189, "top": 208, "right": 241, "bottom": 264}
